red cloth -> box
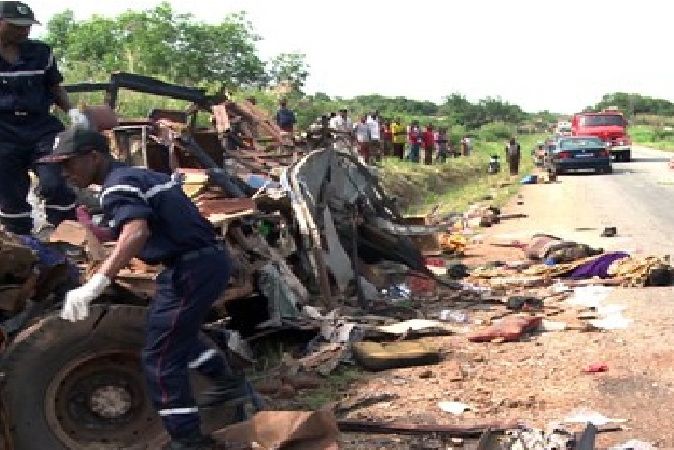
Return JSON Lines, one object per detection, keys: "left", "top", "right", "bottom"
{"left": 358, "top": 142, "right": 370, "bottom": 161}
{"left": 382, "top": 125, "right": 393, "bottom": 141}
{"left": 408, "top": 129, "right": 421, "bottom": 144}
{"left": 422, "top": 130, "right": 435, "bottom": 147}
{"left": 76, "top": 206, "right": 115, "bottom": 242}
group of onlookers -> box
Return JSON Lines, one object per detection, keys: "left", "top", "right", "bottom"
{"left": 274, "top": 100, "right": 478, "bottom": 166}
{"left": 328, "top": 108, "right": 475, "bottom": 166}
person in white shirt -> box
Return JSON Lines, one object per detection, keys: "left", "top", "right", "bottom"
{"left": 330, "top": 108, "right": 354, "bottom": 151}
{"left": 366, "top": 111, "right": 381, "bottom": 162}
{"left": 330, "top": 108, "right": 353, "bottom": 133}
{"left": 353, "top": 115, "right": 371, "bottom": 163}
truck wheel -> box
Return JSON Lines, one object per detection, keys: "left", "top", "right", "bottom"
{"left": 0, "top": 305, "right": 166, "bottom": 450}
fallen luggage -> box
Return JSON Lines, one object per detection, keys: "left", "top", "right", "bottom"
{"left": 352, "top": 340, "right": 440, "bottom": 371}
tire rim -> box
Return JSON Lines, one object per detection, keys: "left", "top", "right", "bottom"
{"left": 45, "top": 350, "right": 164, "bottom": 449}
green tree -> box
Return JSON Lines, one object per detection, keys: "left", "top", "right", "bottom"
{"left": 45, "top": 3, "right": 266, "bottom": 87}
{"left": 268, "top": 53, "right": 310, "bottom": 93}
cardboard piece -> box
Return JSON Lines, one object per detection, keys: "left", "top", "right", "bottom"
{"left": 49, "top": 220, "right": 106, "bottom": 261}
{"left": 213, "top": 410, "right": 339, "bottom": 450}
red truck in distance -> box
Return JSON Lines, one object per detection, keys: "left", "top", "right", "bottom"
{"left": 571, "top": 110, "right": 631, "bottom": 162}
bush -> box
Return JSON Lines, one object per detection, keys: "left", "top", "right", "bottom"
{"left": 654, "top": 126, "right": 674, "bottom": 140}
{"left": 478, "top": 122, "right": 515, "bottom": 142}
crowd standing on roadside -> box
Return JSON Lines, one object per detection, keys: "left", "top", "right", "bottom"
{"left": 294, "top": 101, "right": 525, "bottom": 167}
{"left": 337, "top": 112, "right": 464, "bottom": 165}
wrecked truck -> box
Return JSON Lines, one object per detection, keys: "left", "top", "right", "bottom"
{"left": 0, "top": 73, "right": 433, "bottom": 449}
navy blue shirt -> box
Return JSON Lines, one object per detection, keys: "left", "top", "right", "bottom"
{"left": 0, "top": 40, "right": 64, "bottom": 142}
{"left": 276, "top": 107, "right": 296, "bottom": 128}
{"left": 100, "top": 163, "right": 217, "bottom": 264}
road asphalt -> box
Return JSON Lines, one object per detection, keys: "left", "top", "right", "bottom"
{"left": 492, "top": 145, "right": 674, "bottom": 256}
{"left": 479, "top": 145, "right": 674, "bottom": 447}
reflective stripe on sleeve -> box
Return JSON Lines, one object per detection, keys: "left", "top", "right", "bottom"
{"left": 45, "top": 202, "right": 77, "bottom": 211}
{"left": 188, "top": 349, "right": 217, "bottom": 369}
{"left": 0, "top": 210, "right": 32, "bottom": 219}
{"left": 158, "top": 407, "right": 199, "bottom": 416}
{"left": 145, "top": 180, "right": 178, "bottom": 199}
{"left": 45, "top": 52, "right": 54, "bottom": 70}
{"left": 0, "top": 69, "right": 46, "bottom": 77}
{"left": 100, "top": 180, "right": 179, "bottom": 207}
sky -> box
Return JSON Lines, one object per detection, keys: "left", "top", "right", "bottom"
{"left": 27, "top": 0, "right": 674, "bottom": 113}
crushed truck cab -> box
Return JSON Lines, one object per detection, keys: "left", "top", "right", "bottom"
{"left": 571, "top": 109, "right": 632, "bottom": 162}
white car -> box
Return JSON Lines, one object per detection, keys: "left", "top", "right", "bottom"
{"left": 556, "top": 121, "right": 572, "bottom": 136}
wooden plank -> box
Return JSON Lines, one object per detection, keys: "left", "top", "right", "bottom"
{"left": 337, "top": 420, "right": 522, "bottom": 437}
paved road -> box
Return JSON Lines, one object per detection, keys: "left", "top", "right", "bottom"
{"left": 493, "top": 145, "right": 674, "bottom": 256}
{"left": 480, "top": 145, "right": 674, "bottom": 447}
{"left": 344, "top": 148, "right": 674, "bottom": 449}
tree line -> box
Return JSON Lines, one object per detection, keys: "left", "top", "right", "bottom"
{"left": 589, "top": 93, "right": 674, "bottom": 117}
{"left": 44, "top": 2, "right": 309, "bottom": 91}
{"left": 44, "top": 2, "right": 594, "bottom": 130}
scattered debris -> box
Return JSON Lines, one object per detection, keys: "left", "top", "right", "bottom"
{"left": 583, "top": 362, "right": 609, "bottom": 373}
{"left": 375, "top": 319, "right": 454, "bottom": 335}
{"left": 601, "top": 226, "right": 618, "bottom": 237}
{"left": 336, "top": 392, "right": 399, "bottom": 415}
{"left": 438, "top": 401, "right": 471, "bottom": 415}
{"left": 506, "top": 295, "right": 543, "bottom": 311}
{"left": 337, "top": 419, "right": 522, "bottom": 436}
{"left": 468, "top": 315, "right": 543, "bottom": 343}
{"left": 563, "top": 409, "right": 628, "bottom": 426}
{"left": 439, "top": 309, "right": 470, "bottom": 323}
{"left": 352, "top": 340, "right": 440, "bottom": 371}
{"left": 214, "top": 410, "right": 339, "bottom": 449}
{"left": 610, "top": 439, "right": 656, "bottom": 450}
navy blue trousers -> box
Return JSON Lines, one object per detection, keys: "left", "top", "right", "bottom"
{"left": 0, "top": 132, "right": 77, "bottom": 234}
{"left": 142, "top": 248, "right": 232, "bottom": 439}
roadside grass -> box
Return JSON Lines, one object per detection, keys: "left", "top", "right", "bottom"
{"left": 295, "top": 366, "right": 363, "bottom": 410}
{"left": 380, "top": 134, "right": 544, "bottom": 216}
{"left": 630, "top": 125, "right": 674, "bottom": 152}
{"left": 248, "top": 337, "right": 364, "bottom": 410}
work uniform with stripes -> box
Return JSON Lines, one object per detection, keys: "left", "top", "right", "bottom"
{"left": 100, "top": 162, "right": 234, "bottom": 440}
{"left": 0, "top": 39, "right": 76, "bottom": 233}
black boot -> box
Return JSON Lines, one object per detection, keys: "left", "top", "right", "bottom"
{"left": 165, "top": 431, "right": 215, "bottom": 450}
{"left": 199, "top": 374, "right": 251, "bottom": 409}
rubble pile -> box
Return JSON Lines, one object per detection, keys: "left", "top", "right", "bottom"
{"left": 0, "top": 74, "right": 668, "bottom": 448}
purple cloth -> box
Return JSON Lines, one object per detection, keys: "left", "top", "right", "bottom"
{"left": 566, "top": 252, "right": 629, "bottom": 279}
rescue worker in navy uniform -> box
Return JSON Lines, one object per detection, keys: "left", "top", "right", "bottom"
{"left": 39, "top": 128, "right": 250, "bottom": 450}
{"left": 0, "top": 1, "right": 88, "bottom": 234}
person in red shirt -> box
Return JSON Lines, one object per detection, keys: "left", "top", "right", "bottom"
{"left": 422, "top": 124, "right": 435, "bottom": 165}
{"left": 381, "top": 120, "right": 393, "bottom": 157}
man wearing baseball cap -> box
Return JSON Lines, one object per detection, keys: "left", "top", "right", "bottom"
{"left": 0, "top": 1, "right": 88, "bottom": 235}
{"left": 41, "top": 128, "right": 252, "bottom": 450}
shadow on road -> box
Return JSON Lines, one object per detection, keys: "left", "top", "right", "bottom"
{"left": 629, "top": 157, "right": 670, "bottom": 163}
{"left": 557, "top": 172, "right": 611, "bottom": 177}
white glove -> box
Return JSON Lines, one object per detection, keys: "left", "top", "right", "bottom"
{"left": 61, "top": 273, "right": 111, "bottom": 322}
{"left": 68, "top": 108, "right": 90, "bottom": 129}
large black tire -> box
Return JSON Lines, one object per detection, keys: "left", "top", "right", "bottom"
{"left": 0, "top": 305, "right": 166, "bottom": 450}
